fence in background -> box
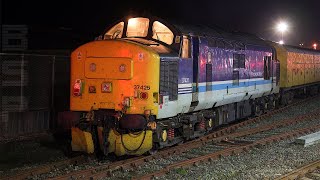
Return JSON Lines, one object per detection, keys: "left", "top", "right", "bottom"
{"left": 0, "top": 53, "right": 70, "bottom": 141}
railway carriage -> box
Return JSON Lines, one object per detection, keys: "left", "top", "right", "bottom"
{"left": 70, "top": 16, "right": 318, "bottom": 157}
{"left": 272, "top": 43, "right": 320, "bottom": 104}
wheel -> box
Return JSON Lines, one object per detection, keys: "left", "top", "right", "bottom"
{"left": 148, "top": 143, "right": 159, "bottom": 155}
{"left": 254, "top": 104, "right": 263, "bottom": 116}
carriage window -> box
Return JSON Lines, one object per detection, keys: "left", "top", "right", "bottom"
{"left": 127, "top": 18, "right": 149, "bottom": 37}
{"left": 104, "top": 22, "right": 124, "bottom": 39}
{"left": 181, "top": 36, "right": 191, "bottom": 58}
{"left": 152, "top": 21, "right": 174, "bottom": 45}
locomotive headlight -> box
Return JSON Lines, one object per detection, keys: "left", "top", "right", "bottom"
{"left": 101, "top": 82, "right": 112, "bottom": 93}
{"left": 123, "top": 97, "right": 132, "bottom": 107}
{"left": 208, "top": 118, "right": 213, "bottom": 128}
{"left": 89, "top": 63, "right": 96, "bottom": 72}
{"left": 161, "top": 130, "right": 167, "bottom": 142}
{"left": 89, "top": 86, "right": 96, "bottom": 93}
{"left": 119, "top": 64, "right": 126, "bottom": 72}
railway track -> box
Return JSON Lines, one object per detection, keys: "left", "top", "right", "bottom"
{"left": 276, "top": 160, "right": 320, "bottom": 180}
{"left": 1, "top": 95, "right": 318, "bottom": 180}
{"left": 48, "top": 98, "right": 319, "bottom": 180}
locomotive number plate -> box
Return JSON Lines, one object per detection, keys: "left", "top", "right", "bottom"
{"left": 134, "top": 85, "right": 150, "bottom": 90}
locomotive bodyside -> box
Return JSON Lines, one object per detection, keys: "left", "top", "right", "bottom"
{"left": 158, "top": 37, "right": 279, "bottom": 123}
{"left": 194, "top": 39, "right": 278, "bottom": 110}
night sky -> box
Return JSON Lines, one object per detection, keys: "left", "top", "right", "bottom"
{"left": 3, "top": 0, "right": 320, "bottom": 49}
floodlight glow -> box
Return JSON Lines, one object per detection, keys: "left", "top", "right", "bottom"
{"left": 277, "top": 22, "right": 288, "bottom": 33}
{"left": 279, "top": 40, "right": 284, "bottom": 45}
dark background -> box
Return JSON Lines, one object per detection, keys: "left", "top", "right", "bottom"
{"left": 2, "top": 0, "right": 320, "bottom": 50}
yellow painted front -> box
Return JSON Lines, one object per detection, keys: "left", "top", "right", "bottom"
{"left": 70, "top": 40, "right": 160, "bottom": 116}
{"left": 273, "top": 43, "right": 319, "bottom": 88}
{"left": 105, "top": 128, "right": 152, "bottom": 156}
{"left": 85, "top": 57, "right": 133, "bottom": 79}
{"left": 71, "top": 127, "right": 94, "bottom": 154}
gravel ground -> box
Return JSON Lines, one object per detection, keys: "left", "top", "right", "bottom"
{"left": 158, "top": 140, "right": 320, "bottom": 180}
{"left": 236, "top": 96, "right": 320, "bottom": 131}
{"left": 0, "top": 133, "right": 70, "bottom": 177}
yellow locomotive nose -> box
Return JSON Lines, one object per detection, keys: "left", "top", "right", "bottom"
{"left": 70, "top": 39, "right": 160, "bottom": 114}
{"left": 70, "top": 39, "right": 160, "bottom": 156}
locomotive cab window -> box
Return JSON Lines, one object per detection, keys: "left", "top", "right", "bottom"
{"left": 104, "top": 22, "right": 124, "bottom": 39}
{"left": 152, "top": 21, "right": 174, "bottom": 45}
{"left": 127, "top": 18, "right": 149, "bottom": 37}
{"left": 181, "top": 36, "right": 191, "bottom": 58}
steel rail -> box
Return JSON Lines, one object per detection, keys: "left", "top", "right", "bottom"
{"left": 275, "top": 160, "right": 320, "bottom": 180}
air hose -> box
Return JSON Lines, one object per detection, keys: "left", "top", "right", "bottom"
{"left": 120, "top": 129, "right": 147, "bottom": 153}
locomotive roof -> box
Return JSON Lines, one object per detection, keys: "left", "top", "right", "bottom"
{"left": 102, "top": 15, "right": 273, "bottom": 52}
{"left": 172, "top": 23, "right": 271, "bottom": 49}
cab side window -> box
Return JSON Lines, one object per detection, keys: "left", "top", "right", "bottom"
{"left": 152, "top": 21, "right": 174, "bottom": 45}
{"left": 104, "top": 22, "right": 124, "bottom": 39}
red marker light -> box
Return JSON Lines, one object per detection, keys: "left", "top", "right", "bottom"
{"left": 140, "top": 92, "right": 148, "bottom": 100}
{"left": 73, "top": 79, "right": 82, "bottom": 96}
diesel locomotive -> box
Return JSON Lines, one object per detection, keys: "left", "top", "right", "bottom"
{"left": 70, "top": 16, "right": 320, "bottom": 156}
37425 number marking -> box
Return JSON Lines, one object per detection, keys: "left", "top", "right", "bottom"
{"left": 134, "top": 85, "right": 150, "bottom": 90}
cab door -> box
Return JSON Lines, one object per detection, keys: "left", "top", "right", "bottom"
{"left": 191, "top": 36, "right": 199, "bottom": 108}
{"left": 206, "top": 52, "right": 213, "bottom": 91}
{"left": 264, "top": 56, "right": 272, "bottom": 83}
